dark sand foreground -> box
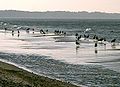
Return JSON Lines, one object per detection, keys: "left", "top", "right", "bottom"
{"left": 0, "top": 61, "right": 79, "bottom": 87}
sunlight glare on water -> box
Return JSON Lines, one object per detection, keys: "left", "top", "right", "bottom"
{"left": 0, "top": 30, "right": 120, "bottom": 66}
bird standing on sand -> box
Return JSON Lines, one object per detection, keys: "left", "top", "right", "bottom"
{"left": 75, "top": 33, "right": 78, "bottom": 37}
{"left": 26, "top": 28, "right": 30, "bottom": 33}
{"left": 93, "top": 35, "right": 98, "bottom": 40}
{"left": 12, "top": 30, "right": 14, "bottom": 36}
{"left": 17, "top": 30, "right": 20, "bottom": 37}
{"left": 84, "top": 34, "right": 89, "bottom": 40}
{"left": 75, "top": 33, "right": 81, "bottom": 45}
{"left": 111, "top": 39, "right": 116, "bottom": 43}
{"left": 76, "top": 40, "right": 80, "bottom": 45}
{"left": 5, "top": 28, "right": 7, "bottom": 32}
{"left": 95, "top": 42, "right": 97, "bottom": 47}
{"left": 32, "top": 28, "right": 35, "bottom": 34}
{"left": 111, "top": 39, "right": 116, "bottom": 46}
{"left": 18, "top": 30, "right": 20, "bottom": 34}
{"left": 94, "top": 41, "right": 98, "bottom": 54}
{"left": 40, "top": 29, "right": 45, "bottom": 34}
{"left": 77, "top": 35, "right": 82, "bottom": 40}
{"left": 46, "top": 30, "right": 48, "bottom": 34}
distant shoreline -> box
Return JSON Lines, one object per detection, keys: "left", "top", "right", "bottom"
{"left": 1, "top": 18, "right": 120, "bottom": 21}
{"left": 0, "top": 10, "right": 120, "bottom": 19}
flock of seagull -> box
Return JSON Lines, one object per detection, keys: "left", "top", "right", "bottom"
{"left": 3, "top": 26, "right": 118, "bottom": 50}
{"left": 75, "top": 32, "right": 116, "bottom": 45}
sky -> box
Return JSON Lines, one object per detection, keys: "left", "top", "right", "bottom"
{"left": 0, "top": 0, "right": 120, "bottom": 13}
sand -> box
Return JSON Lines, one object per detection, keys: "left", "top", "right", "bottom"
{"left": 0, "top": 30, "right": 120, "bottom": 87}
{"left": 0, "top": 61, "right": 79, "bottom": 87}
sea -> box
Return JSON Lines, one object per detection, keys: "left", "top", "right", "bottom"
{"left": 0, "top": 19, "right": 120, "bottom": 87}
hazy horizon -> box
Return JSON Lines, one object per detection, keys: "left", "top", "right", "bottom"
{"left": 0, "top": 10, "right": 119, "bottom": 13}
{"left": 0, "top": 0, "right": 120, "bottom": 13}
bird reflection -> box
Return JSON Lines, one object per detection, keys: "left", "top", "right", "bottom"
{"left": 17, "top": 30, "right": 20, "bottom": 37}
{"left": 104, "top": 43, "right": 106, "bottom": 50}
{"left": 95, "top": 48, "right": 98, "bottom": 54}
{"left": 17, "top": 33, "right": 20, "bottom": 37}
{"left": 12, "top": 30, "right": 14, "bottom": 36}
{"left": 32, "top": 28, "right": 34, "bottom": 34}
{"left": 76, "top": 45, "right": 80, "bottom": 55}
{"left": 111, "top": 45, "right": 116, "bottom": 49}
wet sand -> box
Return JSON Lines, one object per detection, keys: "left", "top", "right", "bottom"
{"left": 0, "top": 52, "right": 120, "bottom": 87}
{"left": 0, "top": 61, "right": 79, "bottom": 87}
{"left": 0, "top": 30, "right": 120, "bottom": 86}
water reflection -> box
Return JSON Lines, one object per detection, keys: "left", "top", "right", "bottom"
{"left": 95, "top": 48, "right": 98, "bottom": 54}
{"left": 12, "top": 30, "right": 14, "bottom": 36}
{"left": 76, "top": 45, "right": 80, "bottom": 55}
{"left": 111, "top": 44, "right": 116, "bottom": 49}
{"left": 104, "top": 44, "right": 106, "bottom": 50}
{"left": 32, "top": 28, "right": 34, "bottom": 34}
{"left": 17, "top": 30, "right": 20, "bottom": 37}
{"left": 17, "top": 33, "right": 20, "bottom": 37}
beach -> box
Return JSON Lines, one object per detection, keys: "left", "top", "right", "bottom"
{"left": 0, "top": 30, "right": 83, "bottom": 87}
{"left": 0, "top": 61, "right": 79, "bottom": 87}
{"left": 0, "top": 52, "right": 120, "bottom": 87}
{"left": 0, "top": 19, "right": 120, "bottom": 87}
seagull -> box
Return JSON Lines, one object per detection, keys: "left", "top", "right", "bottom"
{"left": 93, "top": 35, "right": 98, "bottom": 40}
{"left": 76, "top": 40, "right": 80, "bottom": 45}
{"left": 94, "top": 42, "right": 97, "bottom": 47}
{"left": 77, "top": 35, "right": 82, "bottom": 40}
{"left": 75, "top": 33, "right": 78, "bottom": 37}
{"left": 40, "top": 29, "right": 45, "bottom": 34}
{"left": 111, "top": 39, "right": 116, "bottom": 46}
{"left": 12, "top": 30, "right": 14, "bottom": 36}
{"left": 5, "top": 28, "right": 7, "bottom": 31}
{"left": 111, "top": 39, "right": 116, "bottom": 43}
{"left": 84, "top": 34, "right": 89, "bottom": 40}
{"left": 32, "top": 28, "right": 35, "bottom": 34}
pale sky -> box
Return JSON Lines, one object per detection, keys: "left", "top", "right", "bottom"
{"left": 0, "top": 0, "right": 120, "bottom": 13}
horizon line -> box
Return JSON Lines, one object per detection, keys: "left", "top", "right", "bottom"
{"left": 0, "top": 9, "right": 119, "bottom": 14}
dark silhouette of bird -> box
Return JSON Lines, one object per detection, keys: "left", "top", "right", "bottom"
{"left": 75, "top": 33, "right": 78, "bottom": 37}
{"left": 98, "top": 38, "right": 104, "bottom": 42}
{"left": 5, "top": 28, "right": 7, "bottom": 31}
{"left": 32, "top": 28, "right": 35, "bottom": 34}
{"left": 111, "top": 39, "right": 116, "bottom": 43}
{"left": 76, "top": 40, "right": 80, "bottom": 45}
{"left": 103, "top": 38, "right": 106, "bottom": 41}
{"left": 84, "top": 34, "right": 89, "bottom": 40}
{"left": 12, "top": 30, "right": 14, "bottom": 36}
{"left": 77, "top": 35, "right": 82, "bottom": 40}
{"left": 40, "top": 29, "right": 45, "bottom": 34}
{"left": 93, "top": 35, "right": 98, "bottom": 40}
{"left": 95, "top": 42, "right": 97, "bottom": 47}
{"left": 86, "top": 35, "right": 89, "bottom": 38}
